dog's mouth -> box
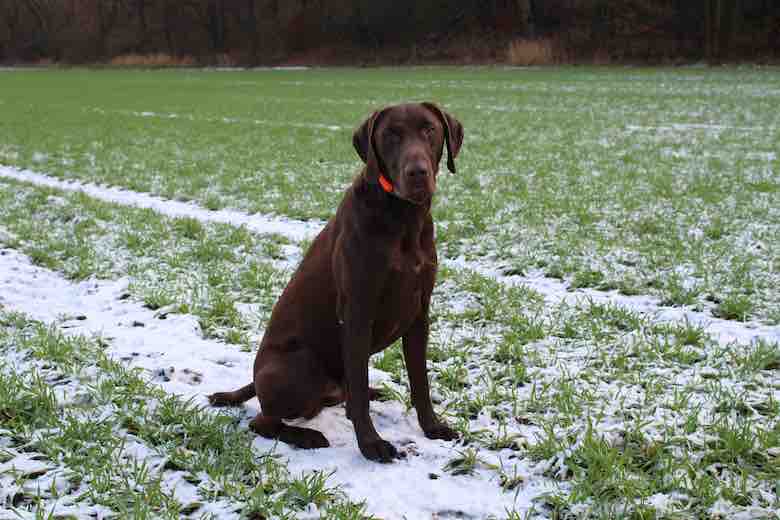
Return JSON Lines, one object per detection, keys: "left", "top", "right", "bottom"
{"left": 405, "top": 188, "right": 433, "bottom": 205}
{"left": 399, "top": 177, "right": 435, "bottom": 205}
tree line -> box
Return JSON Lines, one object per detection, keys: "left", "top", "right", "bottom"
{"left": 1, "top": 0, "right": 777, "bottom": 65}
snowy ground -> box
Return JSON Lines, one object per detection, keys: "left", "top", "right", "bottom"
{"left": 1, "top": 164, "right": 779, "bottom": 519}
{"left": 1, "top": 67, "right": 779, "bottom": 519}
{"left": 0, "top": 247, "right": 545, "bottom": 519}
{"left": 2, "top": 163, "right": 777, "bottom": 349}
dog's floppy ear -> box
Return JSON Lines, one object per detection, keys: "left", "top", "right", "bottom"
{"left": 352, "top": 110, "right": 377, "bottom": 164}
{"left": 422, "top": 102, "right": 464, "bottom": 174}
{"left": 353, "top": 109, "right": 388, "bottom": 183}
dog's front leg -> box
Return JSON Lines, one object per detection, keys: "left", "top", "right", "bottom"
{"left": 341, "top": 314, "right": 399, "bottom": 462}
{"left": 403, "top": 311, "right": 458, "bottom": 441}
{"left": 337, "top": 247, "right": 400, "bottom": 463}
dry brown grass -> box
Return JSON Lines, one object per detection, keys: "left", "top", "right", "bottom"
{"left": 213, "top": 52, "right": 240, "bottom": 67}
{"left": 506, "top": 38, "right": 556, "bottom": 66}
{"left": 109, "top": 53, "right": 196, "bottom": 67}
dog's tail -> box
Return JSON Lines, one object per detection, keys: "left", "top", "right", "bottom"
{"left": 207, "top": 383, "right": 256, "bottom": 407}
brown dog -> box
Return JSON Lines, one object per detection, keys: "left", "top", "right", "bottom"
{"left": 208, "top": 102, "right": 463, "bottom": 462}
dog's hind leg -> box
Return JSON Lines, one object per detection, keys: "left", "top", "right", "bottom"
{"left": 250, "top": 415, "right": 330, "bottom": 449}
{"left": 249, "top": 348, "right": 334, "bottom": 448}
{"left": 322, "top": 384, "right": 383, "bottom": 408}
{"left": 207, "top": 383, "right": 256, "bottom": 407}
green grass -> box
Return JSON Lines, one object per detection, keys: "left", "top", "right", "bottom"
{"left": 0, "top": 311, "right": 370, "bottom": 519}
{"left": 1, "top": 67, "right": 779, "bottom": 322}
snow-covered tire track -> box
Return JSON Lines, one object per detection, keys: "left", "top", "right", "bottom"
{"left": 0, "top": 165, "right": 321, "bottom": 242}
{"left": 2, "top": 164, "right": 778, "bottom": 348}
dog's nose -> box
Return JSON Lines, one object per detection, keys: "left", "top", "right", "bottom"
{"left": 406, "top": 164, "right": 430, "bottom": 179}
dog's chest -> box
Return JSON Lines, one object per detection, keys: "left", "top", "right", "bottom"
{"left": 388, "top": 236, "right": 427, "bottom": 274}
{"left": 372, "top": 242, "right": 435, "bottom": 349}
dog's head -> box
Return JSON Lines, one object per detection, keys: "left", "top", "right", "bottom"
{"left": 353, "top": 102, "right": 463, "bottom": 205}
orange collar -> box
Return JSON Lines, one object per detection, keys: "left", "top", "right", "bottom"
{"left": 377, "top": 172, "right": 428, "bottom": 206}
{"left": 378, "top": 172, "right": 393, "bottom": 193}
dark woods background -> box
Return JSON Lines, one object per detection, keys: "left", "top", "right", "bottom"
{"left": 0, "top": 0, "right": 778, "bottom": 65}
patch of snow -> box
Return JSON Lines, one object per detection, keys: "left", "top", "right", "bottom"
{"left": 31, "top": 152, "right": 48, "bottom": 163}
{"left": 708, "top": 497, "right": 777, "bottom": 520}
{"left": 626, "top": 123, "right": 774, "bottom": 133}
{"left": 0, "top": 452, "right": 54, "bottom": 480}
{"left": 87, "top": 107, "right": 344, "bottom": 131}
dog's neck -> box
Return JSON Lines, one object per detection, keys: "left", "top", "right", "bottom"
{"left": 352, "top": 171, "right": 431, "bottom": 236}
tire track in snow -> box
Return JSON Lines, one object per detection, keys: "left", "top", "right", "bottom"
{"left": 1, "top": 164, "right": 778, "bottom": 348}
{"left": 87, "top": 107, "right": 346, "bottom": 131}
{"left": 0, "top": 165, "right": 322, "bottom": 242}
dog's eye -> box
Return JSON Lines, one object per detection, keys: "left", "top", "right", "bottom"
{"left": 422, "top": 125, "right": 435, "bottom": 138}
{"left": 385, "top": 129, "right": 401, "bottom": 142}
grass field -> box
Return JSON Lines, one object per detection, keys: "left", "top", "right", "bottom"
{"left": 1, "top": 67, "right": 779, "bottom": 323}
{"left": 1, "top": 67, "right": 779, "bottom": 519}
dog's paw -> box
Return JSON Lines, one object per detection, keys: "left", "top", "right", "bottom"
{"left": 286, "top": 428, "right": 330, "bottom": 450}
{"left": 207, "top": 392, "right": 233, "bottom": 406}
{"left": 359, "top": 437, "right": 401, "bottom": 463}
{"left": 424, "top": 422, "right": 459, "bottom": 441}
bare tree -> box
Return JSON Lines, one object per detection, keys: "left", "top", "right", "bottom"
{"left": 526, "top": 0, "right": 539, "bottom": 38}
{"left": 186, "top": 0, "right": 229, "bottom": 55}
{"left": 20, "top": 0, "right": 67, "bottom": 59}
{"left": 718, "top": 0, "right": 739, "bottom": 61}
{"left": 130, "top": 0, "right": 149, "bottom": 53}
{"left": 161, "top": 0, "right": 179, "bottom": 55}
{"left": 96, "top": 0, "right": 125, "bottom": 58}
{"left": 244, "top": 0, "right": 260, "bottom": 64}
{"left": 0, "top": 2, "right": 23, "bottom": 60}
{"left": 705, "top": 0, "right": 739, "bottom": 63}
